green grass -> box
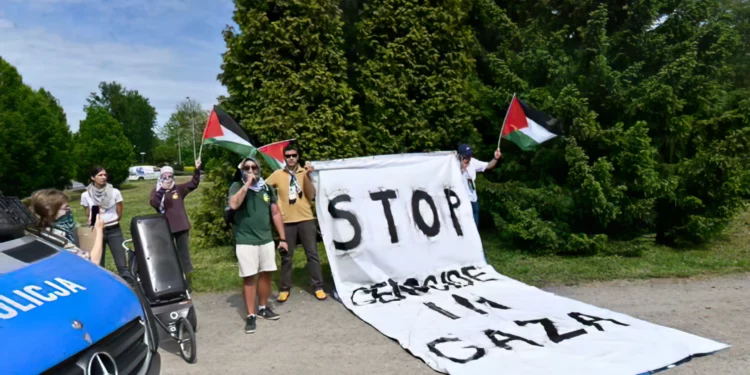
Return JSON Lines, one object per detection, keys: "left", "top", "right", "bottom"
{"left": 68, "top": 180, "right": 750, "bottom": 293}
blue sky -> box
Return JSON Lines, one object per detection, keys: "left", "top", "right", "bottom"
{"left": 0, "top": 0, "right": 235, "bottom": 132}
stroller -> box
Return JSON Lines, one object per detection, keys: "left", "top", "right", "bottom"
{"left": 122, "top": 214, "right": 198, "bottom": 364}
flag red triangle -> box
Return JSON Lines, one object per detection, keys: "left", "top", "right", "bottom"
{"left": 203, "top": 110, "right": 224, "bottom": 139}
{"left": 502, "top": 97, "right": 529, "bottom": 136}
{"left": 259, "top": 139, "right": 295, "bottom": 165}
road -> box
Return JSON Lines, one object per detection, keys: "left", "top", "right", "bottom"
{"left": 159, "top": 274, "right": 748, "bottom": 375}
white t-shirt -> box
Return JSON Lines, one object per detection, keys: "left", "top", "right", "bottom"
{"left": 80, "top": 189, "right": 124, "bottom": 227}
{"left": 461, "top": 158, "right": 488, "bottom": 202}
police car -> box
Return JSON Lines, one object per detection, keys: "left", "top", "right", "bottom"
{"left": 0, "top": 197, "right": 161, "bottom": 375}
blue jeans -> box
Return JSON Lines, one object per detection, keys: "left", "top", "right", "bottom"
{"left": 471, "top": 200, "right": 480, "bottom": 227}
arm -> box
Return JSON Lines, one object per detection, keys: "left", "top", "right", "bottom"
{"left": 81, "top": 194, "right": 90, "bottom": 223}
{"left": 485, "top": 149, "right": 503, "bottom": 171}
{"left": 88, "top": 215, "right": 105, "bottom": 265}
{"left": 150, "top": 188, "right": 165, "bottom": 209}
{"left": 229, "top": 182, "right": 250, "bottom": 210}
{"left": 271, "top": 203, "right": 288, "bottom": 251}
{"left": 107, "top": 201, "right": 124, "bottom": 225}
{"left": 303, "top": 172, "right": 316, "bottom": 201}
{"left": 183, "top": 160, "right": 202, "bottom": 193}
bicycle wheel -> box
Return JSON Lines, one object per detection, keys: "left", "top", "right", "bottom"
{"left": 177, "top": 317, "right": 197, "bottom": 363}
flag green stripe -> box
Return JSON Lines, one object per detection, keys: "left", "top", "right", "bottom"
{"left": 204, "top": 138, "right": 284, "bottom": 171}
{"left": 505, "top": 130, "right": 540, "bottom": 151}
{"left": 204, "top": 139, "right": 257, "bottom": 157}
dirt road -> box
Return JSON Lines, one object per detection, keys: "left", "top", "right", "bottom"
{"left": 160, "top": 274, "right": 748, "bottom": 375}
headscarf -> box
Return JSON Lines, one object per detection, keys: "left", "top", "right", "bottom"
{"left": 86, "top": 182, "right": 116, "bottom": 209}
{"left": 51, "top": 210, "right": 78, "bottom": 246}
{"left": 286, "top": 166, "right": 303, "bottom": 205}
{"left": 156, "top": 166, "right": 176, "bottom": 214}
{"left": 238, "top": 158, "right": 267, "bottom": 192}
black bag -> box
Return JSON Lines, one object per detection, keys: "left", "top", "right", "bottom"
{"left": 223, "top": 206, "right": 235, "bottom": 227}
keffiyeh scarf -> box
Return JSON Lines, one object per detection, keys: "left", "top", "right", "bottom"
{"left": 287, "top": 167, "right": 303, "bottom": 204}
{"left": 86, "top": 183, "right": 116, "bottom": 209}
{"left": 156, "top": 166, "right": 176, "bottom": 214}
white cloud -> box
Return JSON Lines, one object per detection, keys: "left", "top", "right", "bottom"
{"left": 0, "top": 17, "right": 14, "bottom": 29}
{"left": 0, "top": 24, "right": 226, "bottom": 131}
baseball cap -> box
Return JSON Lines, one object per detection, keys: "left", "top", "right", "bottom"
{"left": 457, "top": 143, "right": 473, "bottom": 157}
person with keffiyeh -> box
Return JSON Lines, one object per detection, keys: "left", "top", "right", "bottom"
{"left": 265, "top": 144, "right": 326, "bottom": 303}
{"left": 149, "top": 160, "right": 202, "bottom": 278}
{"left": 80, "top": 166, "right": 127, "bottom": 274}
{"left": 229, "top": 157, "right": 288, "bottom": 333}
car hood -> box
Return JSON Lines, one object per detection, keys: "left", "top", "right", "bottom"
{"left": 0, "top": 250, "right": 144, "bottom": 374}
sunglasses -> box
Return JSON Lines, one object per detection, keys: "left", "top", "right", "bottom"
{"left": 284, "top": 154, "right": 298, "bottom": 159}
{"left": 243, "top": 165, "right": 259, "bottom": 171}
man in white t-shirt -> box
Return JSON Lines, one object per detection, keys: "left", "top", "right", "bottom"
{"left": 457, "top": 143, "right": 502, "bottom": 227}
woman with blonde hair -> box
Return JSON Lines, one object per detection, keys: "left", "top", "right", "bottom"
{"left": 28, "top": 189, "right": 104, "bottom": 264}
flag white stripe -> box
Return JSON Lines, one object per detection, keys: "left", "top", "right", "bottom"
{"left": 520, "top": 116, "right": 557, "bottom": 144}
{"left": 207, "top": 125, "right": 254, "bottom": 146}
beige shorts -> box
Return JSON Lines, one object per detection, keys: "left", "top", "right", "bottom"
{"left": 236, "top": 242, "right": 277, "bottom": 277}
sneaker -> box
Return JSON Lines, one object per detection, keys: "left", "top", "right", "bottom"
{"left": 245, "top": 315, "right": 257, "bottom": 334}
{"left": 315, "top": 289, "right": 328, "bottom": 301}
{"left": 277, "top": 291, "right": 290, "bottom": 303}
{"left": 257, "top": 307, "right": 280, "bottom": 320}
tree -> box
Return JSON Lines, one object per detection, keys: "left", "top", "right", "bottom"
{"left": 158, "top": 98, "right": 208, "bottom": 166}
{"left": 354, "top": 0, "right": 480, "bottom": 153}
{"left": 0, "top": 57, "right": 73, "bottom": 197}
{"left": 73, "top": 106, "right": 135, "bottom": 187}
{"left": 210, "top": 0, "right": 749, "bottom": 253}
{"left": 86, "top": 82, "right": 158, "bottom": 163}
{"left": 218, "top": 0, "right": 365, "bottom": 160}
{"left": 473, "top": 0, "right": 749, "bottom": 249}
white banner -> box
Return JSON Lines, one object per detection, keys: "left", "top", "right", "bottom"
{"left": 311, "top": 152, "right": 729, "bottom": 375}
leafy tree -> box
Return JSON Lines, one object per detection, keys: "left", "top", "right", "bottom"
{"left": 0, "top": 57, "right": 73, "bottom": 197}
{"left": 158, "top": 98, "right": 208, "bottom": 166}
{"left": 218, "top": 0, "right": 365, "bottom": 160}
{"left": 86, "top": 82, "right": 158, "bottom": 163}
{"left": 73, "top": 106, "right": 135, "bottom": 186}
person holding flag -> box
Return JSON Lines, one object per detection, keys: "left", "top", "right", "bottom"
{"left": 457, "top": 144, "right": 502, "bottom": 227}
{"left": 149, "top": 160, "right": 202, "bottom": 282}
{"left": 265, "top": 144, "right": 326, "bottom": 302}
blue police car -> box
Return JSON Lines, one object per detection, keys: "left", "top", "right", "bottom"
{"left": 0, "top": 197, "right": 161, "bottom": 375}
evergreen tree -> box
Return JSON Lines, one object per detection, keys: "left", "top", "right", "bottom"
{"left": 219, "top": 0, "right": 365, "bottom": 160}
{"left": 355, "top": 0, "right": 480, "bottom": 153}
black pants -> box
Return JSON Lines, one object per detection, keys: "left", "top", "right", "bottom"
{"left": 280, "top": 220, "right": 324, "bottom": 291}
{"left": 100, "top": 224, "right": 128, "bottom": 274}
{"left": 173, "top": 230, "right": 194, "bottom": 273}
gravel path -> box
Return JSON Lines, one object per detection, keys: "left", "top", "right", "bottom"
{"left": 159, "top": 274, "right": 748, "bottom": 375}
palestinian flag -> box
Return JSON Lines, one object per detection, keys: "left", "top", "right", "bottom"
{"left": 201, "top": 106, "right": 284, "bottom": 170}
{"left": 501, "top": 97, "right": 561, "bottom": 151}
{"left": 258, "top": 139, "right": 295, "bottom": 169}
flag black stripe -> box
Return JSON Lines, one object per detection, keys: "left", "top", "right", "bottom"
{"left": 517, "top": 99, "right": 562, "bottom": 135}
{"left": 213, "top": 106, "right": 252, "bottom": 143}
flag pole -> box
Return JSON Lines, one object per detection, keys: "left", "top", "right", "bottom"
{"left": 197, "top": 108, "right": 212, "bottom": 162}
{"left": 497, "top": 93, "right": 516, "bottom": 150}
